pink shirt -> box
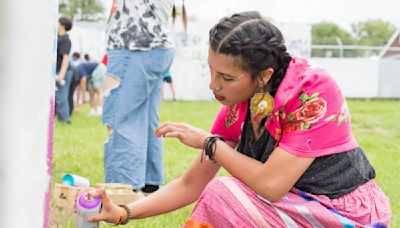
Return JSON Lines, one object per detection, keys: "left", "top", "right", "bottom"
{"left": 211, "top": 58, "right": 358, "bottom": 158}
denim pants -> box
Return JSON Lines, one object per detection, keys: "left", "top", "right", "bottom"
{"left": 55, "top": 69, "right": 73, "bottom": 122}
{"left": 103, "top": 48, "right": 174, "bottom": 189}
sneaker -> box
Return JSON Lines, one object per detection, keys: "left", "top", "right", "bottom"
{"left": 96, "top": 106, "right": 103, "bottom": 116}
{"left": 141, "top": 184, "right": 159, "bottom": 196}
{"left": 89, "top": 108, "right": 97, "bottom": 116}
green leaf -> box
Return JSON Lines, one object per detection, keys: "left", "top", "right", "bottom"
{"left": 288, "top": 113, "right": 294, "bottom": 120}
{"left": 298, "top": 93, "right": 309, "bottom": 103}
{"left": 310, "top": 92, "right": 319, "bottom": 100}
{"left": 301, "top": 122, "right": 310, "bottom": 130}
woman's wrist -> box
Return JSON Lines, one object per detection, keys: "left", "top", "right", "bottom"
{"left": 114, "top": 205, "right": 131, "bottom": 225}
{"left": 201, "top": 135, "right": 225, "bottom": 163}
{"left": 199, "top": 135, "right": 208, "bottom": 149}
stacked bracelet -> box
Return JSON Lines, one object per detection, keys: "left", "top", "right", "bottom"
{"left": 114, "top": 205, "right": 131, "bottom": 225}
{"left": 201, "top": 135, "right": 225, "bottom": 163}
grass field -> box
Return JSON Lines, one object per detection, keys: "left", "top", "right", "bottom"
{"left": 52, "top": 99, "right": 400, "bottom": 227}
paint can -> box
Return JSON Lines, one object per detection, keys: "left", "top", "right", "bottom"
{"left": 76, "top": 192, "right": 101, "bottom": 228}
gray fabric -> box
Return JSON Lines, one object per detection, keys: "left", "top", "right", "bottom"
{"left": 237, "top": 107, "right": 375, "bottom": 199}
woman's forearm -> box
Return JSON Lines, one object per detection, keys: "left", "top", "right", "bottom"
{"left": 127, "top": 178, "right": 197, "bottom": 219}
{"left": 127, "top": 154, "right": 221, "bottom": 219}
{"left": 213, "top": 141, "right": 265, "bottom": 190}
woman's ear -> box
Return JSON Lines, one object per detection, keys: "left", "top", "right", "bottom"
{"left": 258, "top": 67, "right": 274, "bottom": 87}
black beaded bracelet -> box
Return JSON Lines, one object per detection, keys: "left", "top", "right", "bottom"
{"left": 201, "top": 135, "right": 224, "bottom": 163}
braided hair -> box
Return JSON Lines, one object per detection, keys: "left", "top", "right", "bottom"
{"left": 209, "top": 11, "right": 291, "bottom": 96}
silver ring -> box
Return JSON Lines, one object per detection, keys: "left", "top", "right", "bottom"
{"left": 215, "top": 87, "right": 222, "bottom": 92}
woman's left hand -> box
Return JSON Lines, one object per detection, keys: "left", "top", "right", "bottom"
{"left": 155, "top": 122, "right": 211, "bottom": 149}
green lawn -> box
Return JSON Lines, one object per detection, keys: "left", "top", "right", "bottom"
{"left": 52, "top": 99, "right": 400, "bottom": 227}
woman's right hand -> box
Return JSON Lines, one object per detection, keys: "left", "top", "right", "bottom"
{"left": 85, "top": 188, "right": 127, "bottom": 224}
{"left": 155, "top": 122, "right": 210, "bottom": 149}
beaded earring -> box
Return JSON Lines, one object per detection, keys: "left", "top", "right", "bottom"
{"left": 250, "top": 88, "right": 274, "bottom": 124}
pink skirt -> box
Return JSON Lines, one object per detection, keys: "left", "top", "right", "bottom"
{"left": 184, "top": 177, "right": 391, "bottom": 228}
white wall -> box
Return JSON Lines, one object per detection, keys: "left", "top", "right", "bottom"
{"left": 310, "top": 58, "right": 380, "bottom": 98}
{"left": 0, "top": 0, "right": 57, "bottom": 227}
{"left": 379, "top": 57, "right": 400, "bottom": 98}
{"left": 170, "top": 46, "right": 212, "bottom": 100}
{"left": 69, "top": 20, "right": 107, "bottom": 61}
{"left": 168, "top": 17, "right": 216, "bottom": 100}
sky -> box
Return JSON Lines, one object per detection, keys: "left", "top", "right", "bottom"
{"left": 181, "top": 0, "right": 400, "bottom": 31}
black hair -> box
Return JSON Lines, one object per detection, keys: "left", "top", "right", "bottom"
{"left": 209, "top": 11, "right": 291, "bottom": 96}
{"left": 84, "top": 54, "right": 90, "bottom": 61}
{"left": 59, "top": 17, "right": 73, "bottom": 31}
{"left": 72, "top": 52, "right": 80, "bottom": 59}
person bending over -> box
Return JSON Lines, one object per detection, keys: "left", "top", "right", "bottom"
{"left": 84, "top": 11, "right": 391, "bottom": 227}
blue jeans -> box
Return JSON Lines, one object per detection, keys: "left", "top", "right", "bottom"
{"left": 55, "top": 69, "right": 73, "bottom": 123}
{"left": 103, "top": 48, "right": 174, "bottom": 189}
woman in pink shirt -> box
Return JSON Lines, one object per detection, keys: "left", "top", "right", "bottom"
{"left": 85, "top": 11, "right": 391, "bottom": 227}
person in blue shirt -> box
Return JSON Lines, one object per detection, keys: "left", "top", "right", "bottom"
{"left": 76, "top": 61, "right": 106, "bottom": 116}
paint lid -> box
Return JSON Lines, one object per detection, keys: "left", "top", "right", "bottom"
{"left": 78, "top": 193, "right": 101, "bottom": 209}
{"left": 62, "top": 174, "right": 74, "bottom": 186}
{"left": 61, "top": 174, "right": 90, "bottom": 187}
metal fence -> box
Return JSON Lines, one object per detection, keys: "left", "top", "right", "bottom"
{"left": 312, "top": 45, "right": 400, "bottom": 58}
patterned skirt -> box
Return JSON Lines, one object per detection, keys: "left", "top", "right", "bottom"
{"left": 184, "top": 177, "right": 391, "bottom": 228}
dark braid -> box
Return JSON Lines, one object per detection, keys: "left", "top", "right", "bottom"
{"left": 209, "top": 11, "right": 291, "bottom": 96}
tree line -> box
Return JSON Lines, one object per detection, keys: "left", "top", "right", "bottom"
{"left": 312, "top": 20, "right": 397, "bottom": 57}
